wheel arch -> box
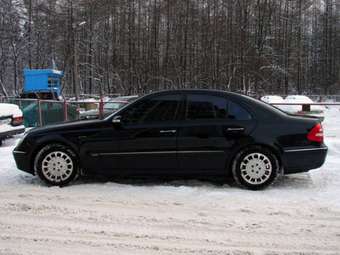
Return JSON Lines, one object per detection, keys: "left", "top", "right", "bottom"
{"left": 30, "top": 135, "right": 79, "bottom": 174}
{"left": 226, "top": 143, "right": 282, "bottom": 177}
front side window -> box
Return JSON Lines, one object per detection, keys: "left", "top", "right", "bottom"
{"left": 185, "top": 94, "right": 252, "bottom": 121}
{"left": 121, "top": 95, "right": 181, "bottom": 124}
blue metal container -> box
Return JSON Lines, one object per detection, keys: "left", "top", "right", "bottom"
{"left": 23, "top": 69, "right": 63, "bottom": 97}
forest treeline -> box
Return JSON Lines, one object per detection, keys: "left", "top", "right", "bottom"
{"left": 0, "top": 0, "right": 339, "bottom": 97}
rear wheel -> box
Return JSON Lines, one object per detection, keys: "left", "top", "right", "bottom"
{"left": 232, "top": 146, "right": 280, "bottom": 190}
{"left": 34, "top": 144, "right": 79, "bottom": 186}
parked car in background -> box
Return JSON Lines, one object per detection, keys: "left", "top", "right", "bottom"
{"left": 261, "top": 95, "right": 285, "bottom": 104}
{"left": 0, "top": 103, "right": 25, "bottom": 145}
{"left": 114, "top": 95, "right": 139, "bottom": 102}
{"left": 261, "top": 95, "right": 325, "bottom": 120}
{"left": 260, "top": 95, "right": 288, "bottom": 112}
{"left": 13, "top": 90, "right": 327, "bottom": 190}
{"left": 284, "top": 95, "right": 325, "bottom": 120}
{"left": 80, "top": 95, "right": 138, "bottom": 120}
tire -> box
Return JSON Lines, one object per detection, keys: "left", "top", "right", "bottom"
{"left": 232, "top": 146, "right": 280, "bottom": 190}
{"left": 34, "top": 143, "right": 79, "bottom": 186}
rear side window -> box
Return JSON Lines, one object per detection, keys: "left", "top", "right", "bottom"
{"left": 186, "top": 95, "right": 227, "bottom": 120}
{"left": 185, "top": 94, "right": 252, "bottom": 121}
{"left": 228, "top": 101, "right": 252, "bottom": 120}
{"left": 121, "top": 95, "right": 181, "bottom": 124}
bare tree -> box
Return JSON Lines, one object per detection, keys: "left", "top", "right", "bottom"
{"left": 0, "top": 0, "right": 339, "bottom": 96}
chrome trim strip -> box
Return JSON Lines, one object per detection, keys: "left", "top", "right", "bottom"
{"left": 91, "top": 150, "right": 225, "bottom": 157}
{"left": 284, "top": 147, "right": 328, "bottom": 153}
{"left": 178, "top": 150, "right": 225, "bottom": 154}
{"left": 13, "top": 150, "right": 26, "bottom": 155}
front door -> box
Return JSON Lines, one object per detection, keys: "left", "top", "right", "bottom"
{"left": 116, "top": 94, "right": 183, "bottom": 175}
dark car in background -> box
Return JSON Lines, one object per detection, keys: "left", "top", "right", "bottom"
{"left": 13, "top": 90, "right": 327, "bottom": 190}
{"left": 79, "top": 96, "right": 138, "bottom": 120}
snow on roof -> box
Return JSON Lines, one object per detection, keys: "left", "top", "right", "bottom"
{"left": 0, "top": 103, "right": 22, "bottom": 118}
{"left": 285, "top": 95, "right": 314, "bottom": 103}
{"left": 261, "top": 95, "right": 285, "bottom": 104}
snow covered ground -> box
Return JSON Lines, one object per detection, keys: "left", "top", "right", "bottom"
{"left": 0, "top": 108, "right": 340, "bottom": 255}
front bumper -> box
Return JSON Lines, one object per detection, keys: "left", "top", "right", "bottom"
{"left": 282, "top": 146, "right": 328, "bottom": 174}
{"left": 13, "top": 150, "right": 34, "bottom": 175}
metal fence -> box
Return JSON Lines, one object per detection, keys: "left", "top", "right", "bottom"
{"left": 272, "top": 95, "right": 340, "bottom": 102}
{"left": 0, "top": 97, "right": 105, "bottom": 127}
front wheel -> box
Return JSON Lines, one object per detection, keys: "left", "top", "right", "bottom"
{"left": 232, "top": 146, "right": 280, "bottom": 190}
{"left": 34, "top": 144, "right": 79, "bottom": 186}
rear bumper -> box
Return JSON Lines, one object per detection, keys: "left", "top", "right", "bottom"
{"left": 13, "top": 150, "right": 34, "bottom": 175}
{"left": 0, "top": 126, "right": 25, "bottom": 140}
{"left": 282, "top": 146, "right": 328, "bottom": 174}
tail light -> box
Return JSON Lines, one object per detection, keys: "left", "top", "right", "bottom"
{"left": 12, "top": 116, "right": 23, "bottom": 126}
{"left": 307, "top": 123, "right": 323, "bottom": 143}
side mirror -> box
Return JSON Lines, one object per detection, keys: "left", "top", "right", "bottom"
{"left": 112, "top": 115, "right": 122, "bottom": 125}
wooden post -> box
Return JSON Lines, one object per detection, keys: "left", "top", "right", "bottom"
{"left": 37, "top": 99, "right": 43, "bottom": 126}
{"left": 302, "top": 104, "right": 311, "bottom": 112}
{"left": 99, "top": 97, "right": 104, "bottom": 119}
{"left": 63, "top": 100, "right": 68, "bottom": 122}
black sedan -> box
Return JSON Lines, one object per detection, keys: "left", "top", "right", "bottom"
{"left": 13, "top": 90, "right": 328, "bottom": 190}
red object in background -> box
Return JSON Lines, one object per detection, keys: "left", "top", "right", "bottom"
{"left": 11, "top": 116, "right": 23, "bottom": 126}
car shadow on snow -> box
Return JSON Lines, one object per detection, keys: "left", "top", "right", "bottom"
{"left": 16, "top": 171, "right": 315, "bottom": 190}
{"left": 69, "top": 173, "right": 315, "bottom": 191}
{"left": 272, "top": 173, "right": 314, "bottom": 189}
{"left": 74, "top": 175, "right": 229, "bottom": 188}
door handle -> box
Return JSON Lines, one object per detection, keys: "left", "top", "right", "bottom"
{"left": 160, "top": 129, "right": 177, "bottom": 134}
{"left": 226, "top": 127, "right": 245, "bottom": 132}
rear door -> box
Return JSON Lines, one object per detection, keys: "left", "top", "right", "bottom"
{"left": 177, "top": 93, "right": 256, "bottom": 175}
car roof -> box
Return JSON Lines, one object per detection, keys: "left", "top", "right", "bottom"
{"left": 147, "top": 89, "right": 244, "bottom": 98}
